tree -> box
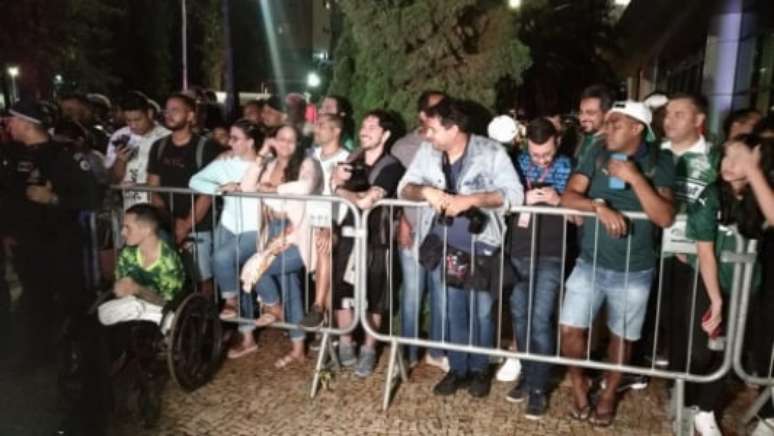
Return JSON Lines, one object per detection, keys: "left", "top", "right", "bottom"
{"left": 515, "top": 0, "right": 621, "bottom": 116}
{"left": 328, "top": 0, "right": 531, "bottom": 125}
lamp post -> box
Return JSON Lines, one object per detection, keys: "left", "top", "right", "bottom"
{"left": 7, "top": 66, "right": 19, "bottom": 103}
{"left": 181, "top": 0, "right": 189, "bottom": 90}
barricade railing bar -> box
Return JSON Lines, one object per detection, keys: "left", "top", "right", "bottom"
{"left": 98, "top": 186, "right": 763, "bottom": 434}
{"left": 110, "top": 185, "right": 364, "bottom": 397}
{"left": 361, "top": 199, "right": 754, "bottom": 434}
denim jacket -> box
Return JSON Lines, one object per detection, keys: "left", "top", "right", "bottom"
{"left": 397, "top": 134, "right": 524, "bottom": 251}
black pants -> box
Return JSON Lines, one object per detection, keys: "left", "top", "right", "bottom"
{"left": 14, "top": 235, "right": 87, "bottom": 362}
{"left": 666, "top": 258, "right": 726, "bottom": 413}
{"left": 751, "top": 233, "right": 774, "bottom": 418}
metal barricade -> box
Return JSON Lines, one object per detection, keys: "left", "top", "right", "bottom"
{"left": 110, "top": 184, "right": 365, "bottom": 397}
{"left": 730, "top": 238, "right": 774, "bottom": 433}
{"left": 361, "top": 200, "right": 755, "bottom": 435}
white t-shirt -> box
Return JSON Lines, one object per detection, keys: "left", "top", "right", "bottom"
{"left": 106, "top": 124, "right": 170, "bottom": 208}
{"left": 309, "top": 145, "right": 350, "bottom": 227}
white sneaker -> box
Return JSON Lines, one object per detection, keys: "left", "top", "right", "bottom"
{"left": 495, "top": 358, "right": 521, "bottom": 382}
{"left": 752, "top": 418, "right": 774, "bottom": 436}
{"left": 424, "top": 354, "right": 450, "bottom": 373}
{"left": 693, "top": 410, "right": 723, "bottom": 436}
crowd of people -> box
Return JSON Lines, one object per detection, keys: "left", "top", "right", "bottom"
{"left": 1, "top": 83, "right": 774, "bottom": 435}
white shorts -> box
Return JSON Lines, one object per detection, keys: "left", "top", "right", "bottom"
{"left": 98, "top": 295, "right": 174, "bottom": 334}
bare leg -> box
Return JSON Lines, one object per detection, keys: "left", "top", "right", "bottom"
{"left": 597, "top": 333, "right": 632, "bottom": 416}
{"left": 561, "top": 325, "right": 590, "bottom": 409}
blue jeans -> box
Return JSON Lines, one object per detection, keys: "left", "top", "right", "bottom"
{"left": 510, "top": 257, "right": 562, "bottom": 392}
{"left": 399, "top": 248, "right": 444, "bottom": 364}
{"left": 213, "top": 226, "right": 258, "bottom": 299}
{"left": 252, "top": 220, "right": 305, "bottom": 341}
{"left": 429, "top": 266, "right": 494, "bottom": 375}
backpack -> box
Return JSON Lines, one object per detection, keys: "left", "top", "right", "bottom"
{"left": 155, "top": 135, "right": 208, "bottom": 170}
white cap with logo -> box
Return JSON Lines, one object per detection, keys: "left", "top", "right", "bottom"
{"left": 607, "top": 100, "right": 657, "bottom": 142}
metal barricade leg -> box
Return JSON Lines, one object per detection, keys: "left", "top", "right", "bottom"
{"left": 739, "top": 387, "right": 774, "bottom": 434}
{"left": 382, "top": 339, "right": 408, "bottom": 411}
{"left": 674, "top": 379, "right": 687, "bottom": 436}
{"left": 310, "top": 330, "right": 341, "bottom": 398}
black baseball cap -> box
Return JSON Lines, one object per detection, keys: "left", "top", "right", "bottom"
{"left": 9, "top": 100, "right": 50, "bottom": 126}
{"left": 265, "top": 95, "right": 286, "bottom": 113}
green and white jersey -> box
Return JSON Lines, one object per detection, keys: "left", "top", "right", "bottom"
{"left": 116, "top": 239, "right": 185, "bottom": 301}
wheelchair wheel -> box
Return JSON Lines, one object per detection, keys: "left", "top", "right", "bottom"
{"left": 166, "top": 293, "right": 223, "bottom": 391}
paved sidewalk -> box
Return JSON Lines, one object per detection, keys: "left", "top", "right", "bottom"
{"left": 117, "top": 329, "right": 700, "bottom": 436}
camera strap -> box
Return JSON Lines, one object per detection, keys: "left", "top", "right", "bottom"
{"left": 526, "top": 161, "right": 553, "bottom": 190}
{"left": 441, "top": 152, "right": 458, "bottom": 194}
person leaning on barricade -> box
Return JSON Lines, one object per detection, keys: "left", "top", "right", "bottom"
{"left": 720, "top": 127, "right": 774, "bottom": 436}
{"left": 398, "top": 97, "right": 524, "bottom": 398}
{"left": 188, "top": 119, "right": 267, "bottom": 344}
{"left": 329, "top": 109, "right": 405, "bottom": 378}
{"left": 391, "top": 90, "right": 450, "bottom": 373}
{"left": 97, "top": 204, "right": 184, "bottom": 331}
{"left": 659, "top": 93, "right": 726, "bottom": 435}
{"left": 237, "top": 124, "right": 322, "bottom": 366}
{"left": 558, "top": 101, "right": 675, "bottom": 427}
{"left": 297, "top": 113, "right": 350, "bottom": 329}
{"left": 502, "top": 117, "right": 573, "bottom": 419}
{"left": 146, "top": 93, "right": 220, "bottom": 295}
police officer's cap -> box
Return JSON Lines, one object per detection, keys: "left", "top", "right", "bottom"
{"left": 9, "top": 100, "right": 52, "bottom": 127}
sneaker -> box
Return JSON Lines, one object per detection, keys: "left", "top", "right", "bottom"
{"left": 693, "top": 410, "right": 722, "bottom": 436}
{"left": 752, "top": 418, "right": 774, "bottom": 436}
{"left": 354, "top": 346, "right": 377, "bottom": 378}
{"left": 425, "top": 353, "right": 450, "bottom": 373}
{"left": 495, "top": 357, "right": 521, "bottom": 382}
{"left": 432, "top": 371, "right": 469, "bottom": 396}
{"left": 338, "top": 342, "right": 357, "bottom": 367}
{"left": 524, "top": 390, "right": 548, "bottom": 421}
{"left": 600, "top": 373, "right": 649, "bottom": 393}
{"left": 299, "top": 305, "right": 325, "bottom": 328}
{"left": 468, "top": 370, "right": 492, "bottom": 398}
{"left": 505, "top": 380, "right": 527, "bottom": 403}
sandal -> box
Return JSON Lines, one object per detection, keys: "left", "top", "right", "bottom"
{"left": 569, "top": 402, "right": 592, "bottom": 421}
{"left": 589, "top": 403, "right": 617, "bottom": 427}
{"left": 254, "top": 313, "right": 278, "bottom": 327}
{"left": 227, "top": 343, "right": 258, "bottom": 359}
{"left": 274, "top": 353, "right": 305, "bottom": 369}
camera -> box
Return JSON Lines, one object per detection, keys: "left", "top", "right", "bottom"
{"left": 436, "top": 203, "right": 488, "bottom": 234}
{"left": 341, "top": 160, "right": 370, "bottom": 192}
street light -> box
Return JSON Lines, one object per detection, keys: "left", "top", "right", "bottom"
{"left": 508, "top": 0, "right": 522, "bottom": 9}
{"left": 7, "top": 66, "right": 20, "bottom": 103}
{"left": 307, "top": 72, "right": 321, "bottom": 88}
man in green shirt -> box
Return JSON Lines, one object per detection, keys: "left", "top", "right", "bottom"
{"left": 560, "top": 101, "right": 676, "bottom": 427}
{"left": 98, "top": 204, "right": 185, "bottom": 330}
{"left": 661, "top": 93, "right": 725, "bottom": 436}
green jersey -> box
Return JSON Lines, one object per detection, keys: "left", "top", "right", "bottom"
{"left": 116, "top": 239, "right": 185, "bottom": 301}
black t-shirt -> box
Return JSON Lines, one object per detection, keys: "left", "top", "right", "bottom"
{"left": 147, "top": 134, "right": 219, "bottom": 229}
{"left": 340, "top": 152, "right": 405, "bottom": 246}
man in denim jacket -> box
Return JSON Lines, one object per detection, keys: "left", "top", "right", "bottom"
{"left": 398, "top": 98, "right": 523, "bottom": 398}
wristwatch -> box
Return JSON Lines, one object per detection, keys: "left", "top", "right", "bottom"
{"left": 591, "top": 198, "right": 606, "bottom": 211}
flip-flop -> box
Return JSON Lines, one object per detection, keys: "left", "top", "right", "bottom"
{"left": 274, "top": 354, "right": 305, "bottom": 369}
{"left": 569, "top": 402, "right": 592, "bottom": 421}
{"left": 227, "top": 343, "right": 258, "bottom": 359}
{"left": 589, "top": 404, "right": 617, "bottom": 427}
{"left": 255, "top": 313, "right": 278, "bottom": 327}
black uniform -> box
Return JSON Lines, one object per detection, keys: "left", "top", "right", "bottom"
{"left": 1, "top": 139, "right": 99, "bottom": 360}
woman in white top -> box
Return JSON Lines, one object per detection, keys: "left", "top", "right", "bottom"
{"left": 189, "top": 119, "right": 269, "bottom": 326}
{"left": 232, "top": 124, "right": 322, "bottom": 364}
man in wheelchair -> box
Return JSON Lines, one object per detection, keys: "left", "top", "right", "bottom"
{"left": 97, "top": 203, "right": 185, "bottom": 331}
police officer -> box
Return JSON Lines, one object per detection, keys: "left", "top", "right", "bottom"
{"left": 2, "top": 100, "right": 98, "bottom": 365}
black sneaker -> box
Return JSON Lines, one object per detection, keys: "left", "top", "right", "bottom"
{"left": 468, "top": 370, "right": 492, "bottom": 398}
{"left": 433, "top": 371, "right": 469, "bottom": 396}
{"left": 299, "top": 305, "right": 325, "bottom": 328}
{"left": 506, "top": 380, "right": 527, "bottom": 403}
{"left": 524, "top": 390, "right": 548, "bottom": 420}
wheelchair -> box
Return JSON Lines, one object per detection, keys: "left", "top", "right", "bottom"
{"left": 60, "top": 287, "right": 225, "bottom": 428}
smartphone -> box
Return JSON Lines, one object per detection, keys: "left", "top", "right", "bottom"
{"left": 609, "top": 153, "right": 627, "bottom": 190}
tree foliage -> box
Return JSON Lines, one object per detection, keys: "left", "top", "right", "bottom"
{"left": 328, "top": 0, "right": 531, "bottom": 125}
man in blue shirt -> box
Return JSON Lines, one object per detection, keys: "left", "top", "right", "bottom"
{"left": 398, "top": 98, "right": 523, "bottom": 398}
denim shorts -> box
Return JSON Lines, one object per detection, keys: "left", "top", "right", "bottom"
{"left": 559, "top": 259, "right": 654, "bottom": 341}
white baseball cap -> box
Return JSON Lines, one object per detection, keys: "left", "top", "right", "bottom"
{"left": 607, "top": 100, "right": 656, "bottom": 142}
{"left": 487, "top": 115, "right": 519, "bottom": 144}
